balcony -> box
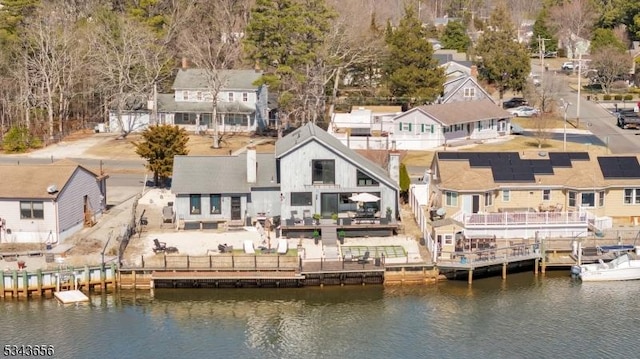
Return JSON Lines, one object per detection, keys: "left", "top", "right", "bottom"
{"left": 459, "top": 211, "right": 590, "bottom": 228}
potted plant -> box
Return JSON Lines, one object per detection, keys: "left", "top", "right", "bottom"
{"left": 338, "top": 230, "right": 346, "bottom": 245}
{"left": 313, "top": 229, "right": 320, "bottom": 245}
{"left": 331, "top": 213, "right": 339, "bottom": 223}
{"left": 313, "top": 213, "right": 321, "bottom": 225}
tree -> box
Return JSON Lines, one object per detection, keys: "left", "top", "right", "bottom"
{"left": 134, "top": 125, "right": 189, "bottom": 186}
{"left": 549, "top": 0, "right": 598, "bottom": 59}
{"left": 440, "top": 21, "right": 471, "bottom": 53}
{"left": 590, "top": 28, "right": 626, "bottom": 53}
{"left": 475, "top": 4, "right": 531, "bottom": 99}
{"left": 530, "top": 7, "right": 558, "bottom": 54}
{"left": 177, "top": 0, "right": 251, "bottom": 148}
{"left": 399, "top": 163, "right": 410, "bottom": 202}
{"left": 590, "top": 45, "right": 632, "bottom": 94}
{"left": 382, "top": 5, "right": 445, "bottom": 106}
{"left": 244, "top": 0, "right": 335, "bottom": 133}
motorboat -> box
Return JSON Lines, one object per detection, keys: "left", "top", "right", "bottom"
{"left": 572, "top": 253, "right": 640, "bottom": 282}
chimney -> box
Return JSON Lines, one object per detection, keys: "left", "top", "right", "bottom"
{"left": 247, "top": 144, "right": 257, "bottom": 183}
{"left": 254, "top": 60, "right": 261, "bottom": 73}
{"left": 470, "top": 65, "right": 478, "bottom": 79}
{"left": 388, "top": 141, "right": 400, "bottom": 185}
{"left": 181, "top": 57, "right": 188, "bottom": 70}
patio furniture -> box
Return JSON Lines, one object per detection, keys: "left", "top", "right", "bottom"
{"left": 357, "top": 251, "right": 371, "bottom": 264}
{"left": 243, "top": 240, "right": 256, "bottom": 254}
{"left": 152, "top": 239, "right": 179, "bottom": 254}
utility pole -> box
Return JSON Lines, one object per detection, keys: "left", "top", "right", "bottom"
{"left": 574, "top": 51, "right": 591, "bottom": 128}
{"left": 538, "top": 36, "right": 551, "bottom": 90}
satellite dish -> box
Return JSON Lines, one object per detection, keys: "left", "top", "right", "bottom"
{"left": 436, "top": 208, "right": 446, "bottom": 217}
{"left": 46, "top": 184, "right": 58, "bottom": 194}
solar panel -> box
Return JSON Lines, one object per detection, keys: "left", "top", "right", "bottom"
{"left": 549, "top": 153, "right": 572, "bottom": 167}
{"left": 513, "top": 172, "right": 535, "bottom": 181}
{"left": 598, "top": 156, "right": 640, "bottom": 179}
{"left": 438, "top": 152, "right": 460, "bottom": 160}
{"left": 568, "top": 152, "right": 590, "bottom": 160}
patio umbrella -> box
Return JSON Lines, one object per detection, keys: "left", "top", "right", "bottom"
{"left": 349, "top": 193, "right": 380, "bottom": 203}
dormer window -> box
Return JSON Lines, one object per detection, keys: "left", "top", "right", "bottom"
{"left": 228, "top": 92, "right": 234, "bottom": 102}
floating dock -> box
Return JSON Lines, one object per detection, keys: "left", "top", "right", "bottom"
{"left": 54, "top": 290, "right": 89, "bottom": 304}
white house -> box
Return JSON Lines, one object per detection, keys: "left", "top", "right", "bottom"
{"left": 0, "top": 161, "right": 108, "bottom": 244}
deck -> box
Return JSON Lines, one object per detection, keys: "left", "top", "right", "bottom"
{"left": 460, "top": 211, "right": 589, "bottom": 227}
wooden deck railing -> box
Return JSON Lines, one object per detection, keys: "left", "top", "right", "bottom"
{"left": 462, "top": 211, "right": 589, "bottom": 227}
{"left": 130, "top": 254, "right": 300, "bottom": 271}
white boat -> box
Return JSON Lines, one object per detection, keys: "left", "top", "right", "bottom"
{"left": 572, "top": 253, "right": 640, "bottom": 282}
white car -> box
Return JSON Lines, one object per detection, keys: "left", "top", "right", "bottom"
{"left": 507, "top": 106, "right": 540, "bottom": 117}
{"left": 562, "top": 62, "right": 574, "bottom": 70}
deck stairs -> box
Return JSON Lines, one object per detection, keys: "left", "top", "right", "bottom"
{"left": 320, "top": 223, "right": 340, "bottom": 259}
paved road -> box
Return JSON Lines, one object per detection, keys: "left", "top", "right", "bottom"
{"left": 532, "top": 61, "right": 640, "bottom": 154}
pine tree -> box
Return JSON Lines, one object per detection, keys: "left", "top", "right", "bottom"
{"left": 475, "top": 4, "right": 531, "bottom": 98}
{"left": 382, "top": 5, "right": 445, "bottom": 106}
{"left": 440, "top": 21, "right": 471, "bottom": 53}
{"left": 134, "top": 125, "right": 190, "bottom": 187}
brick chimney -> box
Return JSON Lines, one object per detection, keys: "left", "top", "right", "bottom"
{"left": 247, "top": 144, "right": 257, "bottom": 183}
{"left": 181, "top": 57, "right": 188, "bottom": 70}
{"left": 470, "top": 65, "right": 478, "bottom": 79}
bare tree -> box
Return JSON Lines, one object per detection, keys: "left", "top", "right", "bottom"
{"left": 524, "top": 74, "right": 563, "bottom": 114}
{"left": 590, "top": 46, "right": 632, "bottom": 94}
{"left": 86, "top": 12, "right": 173, "bottom": 138}
{"left": 549, "top": 0, "right": 598, "bottom": 59}
{"left": 22, "top": 2, "right": 80, "bottom": 140}
{"left": 177, "top": 0, "right": 250, "bottom": 148}
{"left": 532, "top": 114, "right": 554, "bottom": 149}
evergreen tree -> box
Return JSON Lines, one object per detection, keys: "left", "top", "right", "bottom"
{"left": 0, "top": 0, "right": 40, "bottom": 47}
{"left": 399, "top": 163, "right": 410, "bottom": 202}
{"left": 382, "top": 5, "right": 445, "bottom": 105}
{"left": 134, "top": 125, "right": 189, "bottom": 187}
{"left": 590, "top": 28, "right": 627, "bottom": 53}
{"left": 530, "top": 7, "right": 558, "bottom": 54}
{"left": 440, "top": 21, "right": 471, "bottom": 53}
{"left": 475, "top": 4, "right": 531, "bottom": 99}
{"left": 244, "top": 0, "right": 335, "bottom": 129}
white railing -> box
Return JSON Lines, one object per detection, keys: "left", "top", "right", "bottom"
{"left": 462, "top": 211, "right": 589, "bottom": 227}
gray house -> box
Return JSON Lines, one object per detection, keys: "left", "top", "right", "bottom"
{"left": 276, "top": 122, "right": 400, "bottom": 221}
{"left": 0, "top": 161, "right": 107, "bottom": 244}
{"left": 171, "top": 122, "right": 400, "bottom": 229}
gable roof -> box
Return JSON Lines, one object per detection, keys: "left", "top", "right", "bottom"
{"left": 275, "top": 122, "right": 398, "bottom": 190}
{"left": 0, "top": 161, "right": 98, "bottom": 199}
{"left": 400, "top": 100, "right": 511, "bottom": 126}
{"left": 433, "top": 151, "right": 640, "bottom": 191}
{"left": 171, "top": 153, "right": 277, "bottom": 195}
{"left": 172, "top": 69, "right": 263, "bottom": 91}
{"left": 441, "top": 76, "right": 495, "bottom": 104}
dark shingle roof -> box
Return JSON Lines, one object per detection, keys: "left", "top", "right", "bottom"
{"left": 171, "top": 154, "right": 277, "bottom": 195}
{"left": 172, "top": 69, "right": 263, "bottom": 90}
{"left": 275, "top": 122, "right": 398, "bottom": 189}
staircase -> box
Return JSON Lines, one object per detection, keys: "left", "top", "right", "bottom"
{"left": 320, "top": 222, "right": 340, "bottom": 259}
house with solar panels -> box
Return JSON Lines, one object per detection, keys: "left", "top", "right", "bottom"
{"left": 423, "top": 151, "right": 640, "bottom": 251}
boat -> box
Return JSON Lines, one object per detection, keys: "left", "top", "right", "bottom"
{"left": 571, "top": 253, "right": 640, "bottom": 282}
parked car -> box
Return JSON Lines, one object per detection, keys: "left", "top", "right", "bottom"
{"left": 507, "top": 106, "right": 540, "bottom": 117}
{"left": 510, "top": 123, "right": 525, "bottom": 135}
{"left": 562, "top": 62, "right": 574, "bottom": 70}
{"left": 502, "top": 97, "right": 528, "bottom": 109}
{"left": 531, "top": 74, "right": 541, "bottom": 87}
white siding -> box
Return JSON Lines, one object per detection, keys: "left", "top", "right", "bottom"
{"left": 0, "top": 200, "right": 56, "bottom": 243}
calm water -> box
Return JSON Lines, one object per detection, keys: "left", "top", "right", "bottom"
{"left": 2, "top": 271, "right": 639, "bottom": 359}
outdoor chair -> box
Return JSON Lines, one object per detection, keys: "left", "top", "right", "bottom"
{"left": 152, "top": 238, "right": 179, "bottom": 254}
{"left": 357, "top": 251, "right": 371, "bottom": 264}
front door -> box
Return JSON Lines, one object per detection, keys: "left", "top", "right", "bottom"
{"left": 320, "top": 193, "right": 338, "bottom": 218}
{"left": 231, "top": 197, "right": 242, "bottom": 220}
{"left": 472, "top": 195, "right": 480, "bottom": 213}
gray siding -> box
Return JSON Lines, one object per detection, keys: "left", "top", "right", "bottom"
{"left": 444, "top": 81, "right": 492, "bottom": 103}
{"left": 279, "top": 141, "right": 398, "bottom": 218}
{"left": 175, "top": 193, "right": 249, "bottom": 222}
{"left": 57, "top": 167, "right": 105, "bottom": 234}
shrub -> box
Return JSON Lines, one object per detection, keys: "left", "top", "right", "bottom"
{"left": 613, "top": 94, "right": 623, "bottom": 101}
{"left": 603, "top": 94, "right": 612, "bottom": 101}
{"left": 624, "top": 94, "right": 634, "bottom": 101}
{"left": 2, "top": 126, "right": 41, "bottom": 153}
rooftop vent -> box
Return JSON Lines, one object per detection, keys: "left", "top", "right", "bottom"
{"left": 46, "top": 185, "right": 58, "bottom": 194}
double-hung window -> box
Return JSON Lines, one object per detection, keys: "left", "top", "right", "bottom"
{"left": 20, "top": 201, "right": 44, "bottom": 219}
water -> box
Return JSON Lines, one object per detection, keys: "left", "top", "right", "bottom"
{"left": 2, "top": 271, "right": 638, "bottom": 359}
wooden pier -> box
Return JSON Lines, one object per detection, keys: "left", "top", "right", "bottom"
{"left": 0, "top": 264, "right": 117, "bottom": 299}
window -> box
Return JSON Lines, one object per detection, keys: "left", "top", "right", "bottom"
{"left": 291, "top": 192, "right": 312, "bottom": 206}
{"left": 581, "top": 192, "right": 595, "bottom": 208}
{"left": 174, "top": 112, "right": 197, "bottom": 124}
{"left": 224, "top": 113, "right": 247, "bottom": 126}
{"left": 568, "top": 191, "right": 577, "bottom": 207}
{"left": 197, "top": 91, "right": 203, "bottom": 101}
{"left": 228, "top": 92, "right": 234, "bottom": 101}
{"left": 20, "top": 201, "right": 44, "bottom": 219}
{"left": 190, "top": 195, "right": 201, "bottom": 214}
{"left": 502, "top": 190, "right": 510, "bottom": 202}
{"left": 624, "top": 188, "right": 640, "bottom": 204}
{"left": 242, "top": 92, "right": 248, "bottom": 102}
{"left": 463, "top": 87, "right": 476, "bottom": 97}
{"left": 398, "top": 122, "right": 412, "bottom": 131}
{"left": 444, "top": 234, "right": 453, "bottom": 245}
{"left": 210, "top": 194, "right": 221, "bottom": 214}
{"left": 484, "top": 192, "right": 493, "bottom": 206}
{"left": 445, "top": 191, "right": 458, "bottom": 206}
{"left": 598, "top": 191, "right": 605, "bottom": 207}
{"left": 312, "top": 160, "right": 335, "bottom": 184}
{"left": 175, "top": 91, "right": 184, "bottom": 101}
{"left": 543, "top": 189, "right": 551, "bottom": 201}
{"left": 357, "top": 170, "right": 379, "bottom": 186}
